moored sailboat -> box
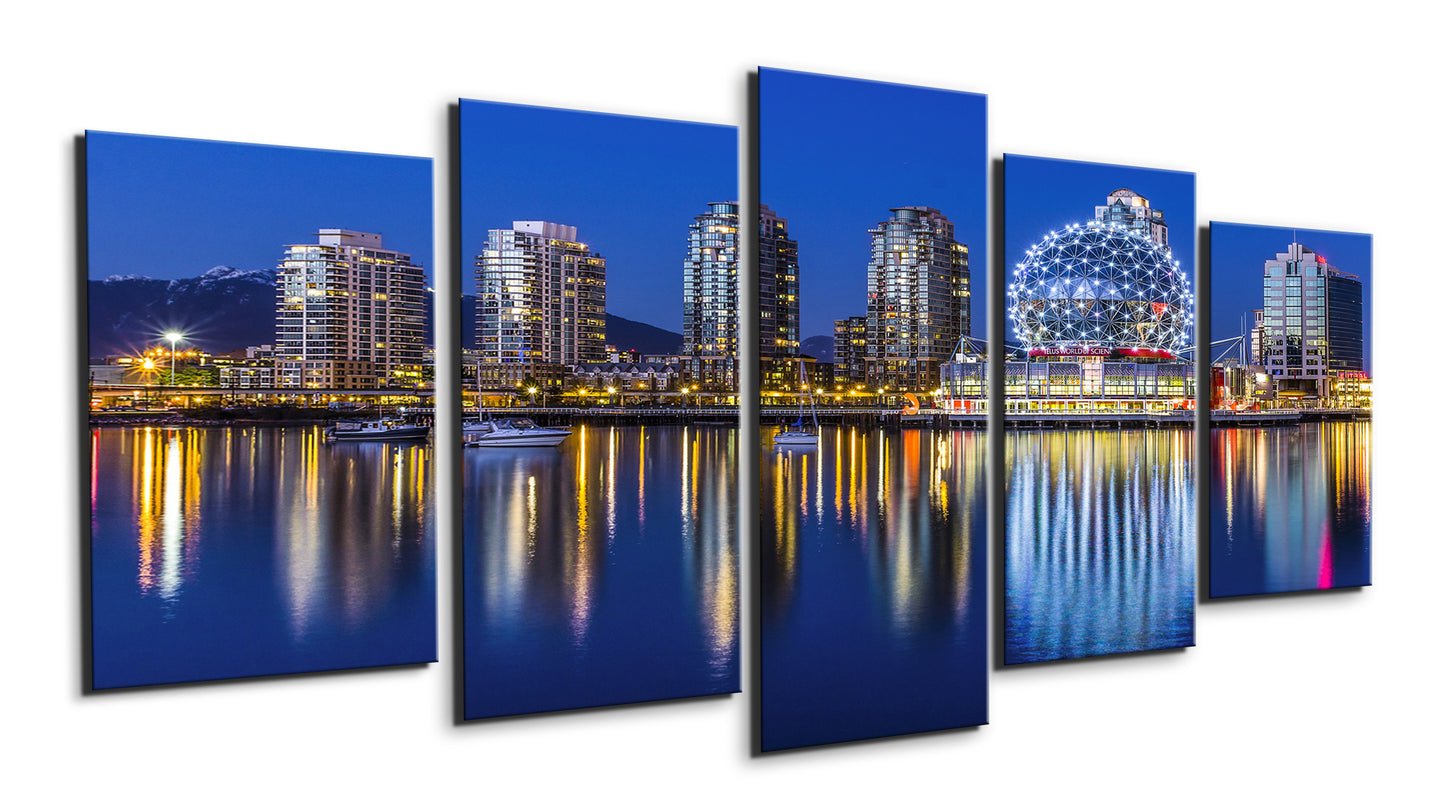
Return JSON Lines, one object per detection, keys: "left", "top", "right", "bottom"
{"left": 773, "top": 366, "right": 819, "bottom": 445}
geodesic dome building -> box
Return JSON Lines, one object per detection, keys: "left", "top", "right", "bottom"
{"left": 1006, "top": 223, "right": 1193, "bottom": 359}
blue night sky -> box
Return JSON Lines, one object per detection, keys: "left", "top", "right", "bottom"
{"left": 759, "top": 68, "right": 988, "bottom": 341}
{"left": 86, "top": 131, "right": 433, "bottom": 281}
{"left": 458, "top": 100, "right": 737, "bottom": 332}
{"left": 1004, "top": 154, "right": 1196, "bottom": 350}
{"left": 1210, "top": 221, "right": 1373, "bottom": 371}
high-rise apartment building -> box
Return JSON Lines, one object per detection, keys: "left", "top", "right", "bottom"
{"left": 474, "top": 221, "right": 606, "bottom": 380}
{"left": 864, "top": 206, "right": 969, "bottom": 391}
{"left": 683, "top": 202, "right": 740, "bottom": 390}
{"left": 275, "top": 229, "right": 428, "bottom": 390}
{"left": 833, "top": 315, "right": 867, "bottom": 386}
{"left": 1260, "top": 242, "right": 1363, "bottom": 397}
{"left": 759, "top": 204, "right": 800, "bottom": 391}
{"left": 1094, "top": 188, "right": 1169, "bottom": 246}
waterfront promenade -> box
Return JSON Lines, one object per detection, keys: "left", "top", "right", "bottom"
{"left": 90, "top": 404, "right": 1368, "bottom": 429}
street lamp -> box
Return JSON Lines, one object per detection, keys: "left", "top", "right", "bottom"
{"left": 527, "top": 386, "right": 537, "bottom": 406}
{"left": 164, "top": 331, "right": 183, "bottom": 386}
{"left": 607, "top": 385, "right": 617, "bottom": 407}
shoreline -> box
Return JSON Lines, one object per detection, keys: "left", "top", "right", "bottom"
{"left": 90, "top": 408, "right": 1367, "bottom": 430}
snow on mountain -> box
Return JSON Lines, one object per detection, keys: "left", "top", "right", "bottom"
{"left": 197, "top": 265, "right": 276, "bottom": 284}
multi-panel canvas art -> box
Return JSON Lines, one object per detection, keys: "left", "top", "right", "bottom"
{"left": 79, "top": 90, "right": 1374, "bottom": 738}
{"left": 459, "top": 100, "right": 739, "bottom": 719}
{"left": 86, "top": 132, "right": 436, "bottom": 689}
{"left": 1207, "top": 222, "right": 1372, "bottom": 597}
{"left": 1002, "top": 155, "right": 1196, "bottom": 664}
{"left": 758, "top": 69, "right": 988, "bottom": 750}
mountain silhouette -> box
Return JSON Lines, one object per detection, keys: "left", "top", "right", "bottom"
{"left": 461, "top": 295, "right": 681, "bottom": 355}
{"left": 87, "top": 266, "right": 277, "bottom": 357}
{"left": 801, "top": 335, "right": 834, "bottom": 363}
{"left": 88, "top": 271, "right": 685, "bottom": 359}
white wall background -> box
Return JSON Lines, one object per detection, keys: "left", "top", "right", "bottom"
{"left": 5, "top": 1, "right": 1440, "bottom": 808}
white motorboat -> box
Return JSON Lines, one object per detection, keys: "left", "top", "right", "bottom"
{"left": 465, "top": 416, "right": 572, "bottom": 448}
{"left": 325, "top": 419, "right": 430, "bottom": 441}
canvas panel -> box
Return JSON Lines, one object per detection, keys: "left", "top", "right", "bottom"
{"left": 758, "top": 68, "right": 989, "bottom": 751}
{"left": 1206, "top": 221, "right": 1372, "bottom": 598}
{"left": 458, "top": 100, "right": 740, "bottom": 719}
{"left": 1002, "top": 154, "right": 1197, "bottom": 664}
{"left": 86, "top": 132, "right": 437, "bottom": 689}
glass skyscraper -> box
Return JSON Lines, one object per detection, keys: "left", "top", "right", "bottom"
{"left": 1327, "top": 269, "right": 1365, "bottom": 373}
{"left": 1260, "top": 242, "right": 1363, "bottom": 397}
{"left": 683, "top": 202, "right": 741, "bottom": 390}
{"left": 864, "top": 206, "right": 969, "bottom": 391}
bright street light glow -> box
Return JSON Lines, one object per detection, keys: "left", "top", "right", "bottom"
{"left": 164, "top": 331, "right": 183, "bottom": 386}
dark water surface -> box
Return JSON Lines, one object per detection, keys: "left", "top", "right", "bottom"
{"left": 463, "top": 425, "right": 738, "bottom": 719}
{"left": 760, "top": 427, "right": 988, "bottom": 751}
{"left": 1005, "top": 429, "right": 1196, "bottom": 664}
{"left": 1210, "top": 422, "right": 1371, "bottom": 597}
{"left": 90, "top": 426, "right": 436, "bottom": 689}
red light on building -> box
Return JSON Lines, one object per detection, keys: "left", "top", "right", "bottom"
{"left": 1026, "top": 346, "right": 1177, "bottom": 360}
{"left": 1117, "top": 348, "right": 1176, "bottom": 360}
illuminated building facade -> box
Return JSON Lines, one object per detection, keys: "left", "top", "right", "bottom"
{"left": 941, "top": 358, "right": 1195, "bottom": 406}
{"left": 865, "top": 206, "right": 969, "bottom": 391}
{"left": 1248, "top": 308, "right": 1267, "bottom": 365}
{"left": 683, "top": 202, "right": 741, "bottom": 390}
{"left": 955, "top": 198, "right": 1195, "bottom": 411}
{"left": 573, "top": 361, "right": 682, "bottom": 392}
{"left": 833, "top": 315, "right": 867, "bottom": 386}
{"left": 276, "top": 229, "right": 428, "bottom": 389}
{"left": 759, "top": 204, "right": 800, "bottom": 391}
{"left": 218, "top": 365, "right": 275, "bottom": 389}
{"left": 475, "top": 221, "right": 607, "bottom": 377}
{"left": 1094, "top": 187, "right": 1169, "bottom": 246}
{"left": 1260, "top": 243, "right": 1363, "bottom": 398}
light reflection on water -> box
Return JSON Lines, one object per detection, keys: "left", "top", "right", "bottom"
{"left": 761, "top": 426, "right": 986, "bottom": 752}
{"left": 463, "top": 425, "right": 738, "bottom": 720}
{"left": 1005, "top": 429, "right": 1196, "bottom": 664}
{"left": 90, "top": 426, "right": 436, "bottom": 689}
{"left": 1210, "top": 422, "right": 1371, "bottom": 597}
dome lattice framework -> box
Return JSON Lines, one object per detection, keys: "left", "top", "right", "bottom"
{"left": 1007, "top": 223, "right": 1193, "bottom": 358}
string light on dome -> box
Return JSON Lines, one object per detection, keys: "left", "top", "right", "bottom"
{"left": 1006, "top": 222, "right": 1192, "bottom": 358}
